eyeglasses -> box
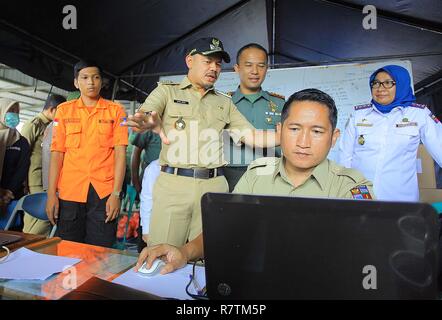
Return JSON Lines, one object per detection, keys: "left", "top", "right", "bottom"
{"left": 370, "top": 80, "right": 396, "bottom": 89}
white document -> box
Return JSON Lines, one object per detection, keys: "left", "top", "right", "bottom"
{"left": 112, "top": 264, "right": 206, "bottom": 300}
{"left": 0, "top": 247, "right": 81, "bottom": 280}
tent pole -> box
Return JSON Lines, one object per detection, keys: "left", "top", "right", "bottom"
{"left": 271, "top": 0, "right": 276, "bottom": 66}
{"left": 119, "top": 51, "right": 442, "bottom": 78}
{"left": 112, "top": 78, "right": 119, "bottom": 101}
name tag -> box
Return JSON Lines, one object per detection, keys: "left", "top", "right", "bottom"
{"left": 65, "top": 118, "right": 81, "bottom": 123}
{"left": 98, "top": 119, "right": 115, "bottom": 124}
{"left": 174, "top": 99, "right": 189, "bottom": 105}
{"left": 396, "top": 122, "right": 417, "bottom": 128}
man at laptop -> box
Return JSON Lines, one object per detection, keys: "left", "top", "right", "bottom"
{"left": 135, "top": 88, "right": 374, "bottom": 274}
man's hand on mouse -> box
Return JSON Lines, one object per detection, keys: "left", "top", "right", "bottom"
{"left": 134, "top": 243, "right": 188, "bottom": 275}
{"left": 122, "top": 111, "right": 170, "bottom": 145}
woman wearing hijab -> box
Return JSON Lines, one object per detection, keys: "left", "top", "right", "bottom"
{"left": 0, "top": 98, "right": 30, "bottom": 216}
{"left": 339, "top": 65, "right": 442, "bottom": 201}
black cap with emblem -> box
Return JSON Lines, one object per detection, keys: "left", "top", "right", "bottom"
{"left": 187, "top": 37, "right": 231, "bottom": 63}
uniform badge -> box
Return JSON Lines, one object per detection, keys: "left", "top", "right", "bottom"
{"left": 356, "top": 118, "right": 373, "bottom": 127}
{"left": 431, "top": 114, "right": 440, "bottom": 124}
{"left": 350, "top": 185, "right": 372, "bottom": 200}
{"left": 174, "top": 117, "right": 186, "bottom": 130}
{"left": 173, "top": 99, "right": 189, "bottom": 105}
{"left": 266, "top": 117, "right": 272, "bottom": 123}
{"left": 53, "top": 118, "right": 59, "bottom": 127}
{"left": 402, "top": 118, "right": 408, "bottom": 122}
{"left": 358, "top": 135, "right": 365, "bottom": 145}
{"left": 269, "top": 101, "right": 277, "bottom": 112}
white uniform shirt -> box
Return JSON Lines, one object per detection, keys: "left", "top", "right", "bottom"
{"left": 140, "top": 159, "right": 161, "bottom": 234}
{"left": 339, "top": 103, "right": 442, "bottom": 201}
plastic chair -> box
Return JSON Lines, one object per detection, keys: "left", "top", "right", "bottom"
{"left": 431, "top": 202, "right": 442, "bottom": 215}
{"left": 4, "top": 192, "right": 56, "bottom": 238}
{"left": 114, "top": 185, "right": 138, "bottom": 250}
{"left": 0, "top": 200, "right": 19, "bottom": 229}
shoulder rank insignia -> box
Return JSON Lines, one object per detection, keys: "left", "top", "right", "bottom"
{"left": 350, "top": 185, "right": 372, "bottom": 200}
{"left": 354, "top": 104, "right": 372, "bottom": 111}
{"left": 430, "top": 113, "right": 440, "bottom": 124}
{"left": 410, "top": 103, "right": 427, "bottom": 109}
{"left": 249, "top": 157, "right": 278, "bottom": 170}
{"left": 215, "top": 90, "right": 232, "bottom": 98}
{"left": 268, "top": 92, "right": 285, "bottom": 100}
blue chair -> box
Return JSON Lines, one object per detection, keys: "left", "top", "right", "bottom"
{"left": 431, "top": 202, "right": 442, "bottom": 215}
{"left": 4, "top": 192, "right": 56, "bottom": 238}
{"left": 0, "top": 200, "right": 19, "bottom": 229}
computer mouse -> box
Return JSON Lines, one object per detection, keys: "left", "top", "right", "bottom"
{"left": 137, "top": 259, "right": 166, "bottom": 276}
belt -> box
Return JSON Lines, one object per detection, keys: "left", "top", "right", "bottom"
{"left": 161, "top": 166, "right": 224, "bottom": 179}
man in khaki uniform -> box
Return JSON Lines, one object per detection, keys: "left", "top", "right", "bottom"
{"left": 234, "top": 88, "right": 374, "bottom": 197}
{"left": 21, "top": 94, "right": 66, "bottom": 235}
{"left": 125, "top": 37, "right": 279, "bottom": 247}
{"left": 134, "top": 88, "right": 374, "bottom": 275}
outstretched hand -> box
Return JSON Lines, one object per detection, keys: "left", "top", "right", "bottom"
{"left": 123, "top": 111, "right": 170, "bottom": 145}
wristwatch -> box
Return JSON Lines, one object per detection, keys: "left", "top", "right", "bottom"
{"left": 111, "top": 191, "right": 124, "bottom": 200}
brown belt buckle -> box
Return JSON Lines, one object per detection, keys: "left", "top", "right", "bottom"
{"left": 193, "top": 168, "right": 210, "bottom": 179}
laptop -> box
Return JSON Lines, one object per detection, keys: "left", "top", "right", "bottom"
{"left": 0, "top": 232, "right": 22, "bottom": 246}
{"left": 201, "top": 193, "right": 440, "bottom": 299}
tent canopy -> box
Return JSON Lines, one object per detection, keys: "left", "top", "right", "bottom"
{"left": 1, "top": 0, "right": 441, "bottom": 103}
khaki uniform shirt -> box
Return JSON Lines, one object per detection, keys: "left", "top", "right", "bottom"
{"left": 233, "top": 157, "right": 374, "bottom": 199}
{"left": 139, "top": 76, "right": 254, "bottom": 169}
{"left": 21, "top": 112, "right": 52, "bottom": 191}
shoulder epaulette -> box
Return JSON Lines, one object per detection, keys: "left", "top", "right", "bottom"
{"left": 335, "top": 166, "right": 366, "bottom": 183}
{"left": 410, "top": 103, "right": 427, "bottom": 109}
{"left": 215, "top": 90, "right": 232, "bottom": 98}
{"left": 354, "top": 103, "right": 372, "bottom": 111}
{"left": 248, "top": 157, "right": 279, "bottom": 170}
{"left": 268, "top": 92, "right": 285, "bottom": 100}
{"left": 158, "top": 80, "right": 179, "bottom": 85}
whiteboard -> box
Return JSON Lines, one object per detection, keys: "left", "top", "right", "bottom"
{"left": 161, "top": 60, "right": 413, "bottom": 161}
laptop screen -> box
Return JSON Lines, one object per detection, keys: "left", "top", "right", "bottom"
{"left": 201, "top": 193, "right": 440, "bottom": 299}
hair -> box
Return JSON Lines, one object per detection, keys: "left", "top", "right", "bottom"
{"left": 43, "top": 94, "right": 66, "bottom": 110}
{"left": 74, "top": 60, "right": 102, "bottom": 79}
{"left": 281, "top": 88, "right": 338, "bottom": 130}
{"left": 236, "top": 43, "right": 268, "bottom": 64}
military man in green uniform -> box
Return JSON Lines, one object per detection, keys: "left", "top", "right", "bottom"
{"left": 134, "top": 88, "right": 374, "bottom": 275}
{"left": 125, "top": 37, "right": 279, "bottom": 247}
{"left": 225, "top": 43, "right": 285, "bottom": 191}
{"left": 21, "top": 94, "right": 66, "bottom": 235}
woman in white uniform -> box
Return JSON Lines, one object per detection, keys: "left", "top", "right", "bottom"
{"left": 339, "top": 65, "right": 442, "bottom": 201}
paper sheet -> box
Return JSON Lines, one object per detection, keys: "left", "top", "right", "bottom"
{"left": 112, "top": 264, "right": 206, "bottom": 300}
{"left": 0, "top": 247, "right": 81, "bottom": 280}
